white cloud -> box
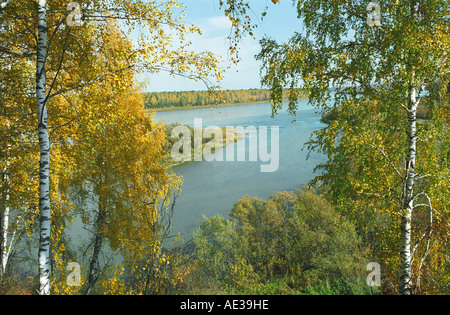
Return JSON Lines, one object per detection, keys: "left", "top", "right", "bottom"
{"left": 195, "top": 15, "right": 232, "bottom": 38}
{"left": 204, "top": 15, "right": 232, "bottom": 32}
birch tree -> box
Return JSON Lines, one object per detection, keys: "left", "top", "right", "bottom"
{"left": 0, "top": 1, "right": 21, "bottom": 277}
{"left": 36, "top": 0, "right": 51, "bottom": 295}
{"left": 225, "top": 0, "right": 450, "bottom": 294}
{"left": 59, "top": 22, "right": 180, "bottom": 294}
{"left": 0, "top": 4, "right": 38, "bottom": 282}
{"left": 62, "top": 53, "right": 181, "bottom": 294}
{"left": 258, "top": 0, "right": 449, "bottom": 295}
{"left": 1, "top": 0, "right": 222, "bottom": 294}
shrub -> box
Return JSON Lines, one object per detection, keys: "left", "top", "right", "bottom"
{"left": 191, "top": 188, "right": 371, "bottom": 294}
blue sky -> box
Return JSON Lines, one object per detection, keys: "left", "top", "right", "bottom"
{"left": 145, "top": 0, "right": 302, "bottom": 92}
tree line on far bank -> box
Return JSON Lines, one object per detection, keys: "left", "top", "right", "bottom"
{"left": 143, "top": 89, "right": 307, "bottom": 109}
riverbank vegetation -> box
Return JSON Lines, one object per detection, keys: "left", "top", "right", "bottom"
{"left": 145, "top": 89, "right": 270, "bottom": 109}
{"left": 162, "top": 123, "right": 242, "bottom": 167}
{"left": 144, "top": 89, "right": 308, "bottom": 110}
{"left": 183, "top": 188, "right": 373, "bottom": 295}
{"left": 0, "top": 188, "right": 376, "bottom": 295}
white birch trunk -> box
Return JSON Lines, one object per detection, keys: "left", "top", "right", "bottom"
{"left": 1, "top": 206, "right": 10, "bottom": 276}
{"left": 36, "top": 0, "right": 51, "bottom": 295}
{"left": 0, "top": 167, "right": 10, "bottom": 277}
{"left": 399, "top": 86, "right": 418, "bottom": 295}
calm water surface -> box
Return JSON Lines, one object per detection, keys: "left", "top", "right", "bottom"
{"left": 155, "top": 101, "right": 327, "bottom": 239}
{"left": 18, "top": 101, "right": 327, "bottom": 274}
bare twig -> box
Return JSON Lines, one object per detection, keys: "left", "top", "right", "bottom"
{"left": 416, "top": 174, "right": 450, "bottom": 183}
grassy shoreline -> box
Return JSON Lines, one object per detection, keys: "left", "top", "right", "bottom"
{"left": 149, "top": 100, "right": 271, "bottom": 112}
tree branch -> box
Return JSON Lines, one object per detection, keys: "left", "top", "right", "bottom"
{"left": 0, "top": 45, "right": 34, "bottom": 58}
{"left": 45, "top": 26, "right": 70, "bottom": 103}
{"left": 365, "top": 84, "right": 410, "bottom": 113}
{"left": 46, "top": 65, "right": 135, "bottom": 100}
{"left": 416, "top": 174, "right": 450, "bottom": 183}
{"left": 357, "top": 136, "right": 403, "bottom": 180}
{"left": 355, "top": 190, "right": 400, "bottom": 204}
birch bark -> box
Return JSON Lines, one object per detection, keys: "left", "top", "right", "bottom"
{"left": 0, "top": 166, "right": 10, "bottom": 277}
{"left": 399, "top": 85, "right": 418, "bottom": 295}
{"left": 36, "top": 0, "right": 51, "bottom": 295}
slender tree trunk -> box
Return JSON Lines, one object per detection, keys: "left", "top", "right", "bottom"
{"left": 85, "top": 155, "right": 107, "bottom": 295}
{"left": 1, "top": 90, "right": 12, "bottom": 279}
{"left": 85, "top": 204, "right": 105, "bottom": 295}
{"left": 36, "top": 0, "right": 51, "bottom": 295}
{"left": 400, "top": 86, "right": 418, "bottom": 295}
{"left": 0, "top": 166, "right": 10, "bottom": 277}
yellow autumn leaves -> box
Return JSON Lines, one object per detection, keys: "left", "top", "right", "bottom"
{"left": 0, "top": 0, "right": 223, "bottom": 294}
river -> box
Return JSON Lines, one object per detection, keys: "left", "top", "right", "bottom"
{"left": 15, "top": 100, "right": 327, "bottom": 275}
{"left": 154, "top": 100, "right": 327, "bottom": 240}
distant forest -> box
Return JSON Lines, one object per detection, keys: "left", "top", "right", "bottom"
{"left": 144, "top": 89, "right": 304, "bottom": 109}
